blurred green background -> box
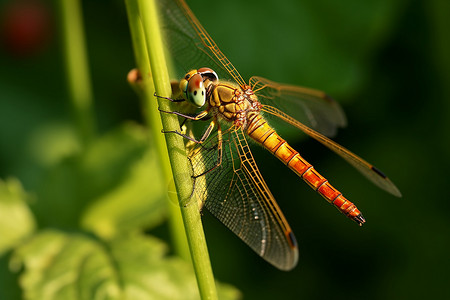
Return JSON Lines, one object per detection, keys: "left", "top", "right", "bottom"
{"left": 1, "top": 0, "right": 449, "bottom": 299}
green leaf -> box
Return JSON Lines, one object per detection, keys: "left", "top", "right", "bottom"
{"left": 216, "top": 282, "right": 242, "bottom": 300}
{"left": 78, "top": 122, "right": 151, "bottom": 201}
{"left": 11, "top": 230, "right": 240, "bottom": 300}
{"left": 0, "top": 178, "right": 36, "bottom": 256}
{"left": 11, "top": 230, "right": 119, "bottom": 300}
{"left": 26, "top": 121, "right": 81, "bottom": 168}
{"left": 33, "top": 122, "right": 166, "bottom": 232}
{"left": 81, "top": 140, "right": 167, "bottom": 238}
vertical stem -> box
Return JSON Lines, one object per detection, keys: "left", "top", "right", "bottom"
{"left": 129, "top": 0, "right": 218, "bottom": 299}
{"left": 125, "top": 0, "right": 190, "bottom": 261}
{"left": 60, "top": 0, "right": 96, "bottom": 146}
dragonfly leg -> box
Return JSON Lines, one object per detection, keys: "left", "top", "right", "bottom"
{"left": 192, "top": 122, "right": 223, "bottom": 178}
{"left": 154, "top": 92, "right": 185, "bottom": 103}
{"left": 163, "top": 119, "right": 216, "bottom": 144}
{"left": 158, "top": 108, "right": 209, "bottom": 121}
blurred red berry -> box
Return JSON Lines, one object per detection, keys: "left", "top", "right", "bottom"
{"left": 1, "top": 0, "right": 52, "bottom": 57}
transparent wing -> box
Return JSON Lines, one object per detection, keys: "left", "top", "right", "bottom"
{"left": 250, "top": 76, "right": 347, "bottom": 137}
{"left": 188, "top": 127, "right": 298, "bottom": 270}
{"left": 261, "top": 105, "right": 402, "bottom": 197}
{"left": 157, "top": 0, "right": 246, "bottom": 86}
{"left": 158, "top": 0, "right": 346, "bottom": 137}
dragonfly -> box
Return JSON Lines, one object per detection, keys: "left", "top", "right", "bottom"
{"left": 156, "top": 0, "right": 401, "bottom": 271}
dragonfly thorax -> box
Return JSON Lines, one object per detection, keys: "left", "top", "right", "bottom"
{"left": 209, "top": 82, "right": 261, "bottom": 129}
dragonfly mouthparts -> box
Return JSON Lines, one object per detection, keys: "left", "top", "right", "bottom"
{"left": 354, "top": 213, "right": 366, "bottom": 226}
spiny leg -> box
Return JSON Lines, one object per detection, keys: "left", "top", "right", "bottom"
{"left": 159, "top": 104, "right": 224, "bottom": 177}
{"left": 193, "top": 122, "right": 224, "bottom": 178}
{"left": 179, "top": 113, "right": 212, "bottom": 128}
{"left": 154, "top": 92, "right": 185, "bottom": 103}
{"left": 154, "top": 92, "right": 191, "bottom": 127}
{"left": 159, "top": 107, "right": 213, "bottom": 140}
{"left": 163, "top": 118, "right": 216, "bottom": 144}
{"left": 158, "top": 107, "right": 209, "bottom": 121}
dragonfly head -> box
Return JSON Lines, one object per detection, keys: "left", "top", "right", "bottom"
{"left": 180, "top": 68, "right": 219, "bottom": 108}
{"left": 180, "top": 70, "right": 206, "bottom": 107}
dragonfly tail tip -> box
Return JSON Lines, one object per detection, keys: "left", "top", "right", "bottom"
{"left": 354, "top": 213, "right": 366, "bottom": 226}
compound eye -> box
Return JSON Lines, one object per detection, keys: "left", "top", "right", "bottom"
{"left": 185, "top": 73, "right": 206, "bottom": 107}
{"left": 184, "top": 69, "right": 197, "bottom": 80}
{"left": 198, "top": 67, "right": 219, "bottom": 82}
{"left": 179, "top": 78, "right": 188, "bottom": 95}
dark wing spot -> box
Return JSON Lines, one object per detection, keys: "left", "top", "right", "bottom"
{"left": 288, "top": 231, "right": 297, "bottom": 248}
{"left": 194, "top": 91, "right": 197, "bottom": 96}
{"left": 202, "top": 91, "right": 204, "bottom": 95}
{"left": 371, "top": 166, "right": 387, "bottom": 178}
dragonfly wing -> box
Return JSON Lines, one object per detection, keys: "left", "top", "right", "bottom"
{"left": 189, "top": 127, "right": 298, "bottom": 270}
{"left": 250, "top": 76, "right": 347, "bottom": 137}
{"left": 262, "top": 105, "right": 401, "bottom": 197}
{"left": 157, "top": 0, "right": 246, "bottom": 86}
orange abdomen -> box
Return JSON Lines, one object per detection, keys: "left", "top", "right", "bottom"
{"left": 247, "top": 114, "right": 365, "bottom": 225}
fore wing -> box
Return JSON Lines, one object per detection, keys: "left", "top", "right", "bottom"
{"left": 157, "top": 0, "right": 246, "bottom": 87}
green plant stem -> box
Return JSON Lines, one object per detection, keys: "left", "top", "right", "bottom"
{"left": 60, "top": 0, "right": 96, "bottom": 146}
{"left": 130, "top": 0, "right": 218, "bottom": 299}
{"left": 124, "top": 0, "right": 190, "bottom": 262}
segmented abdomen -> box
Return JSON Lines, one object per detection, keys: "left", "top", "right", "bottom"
{"left": 246, "top": 114, "right": 365, "bottom": 225}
